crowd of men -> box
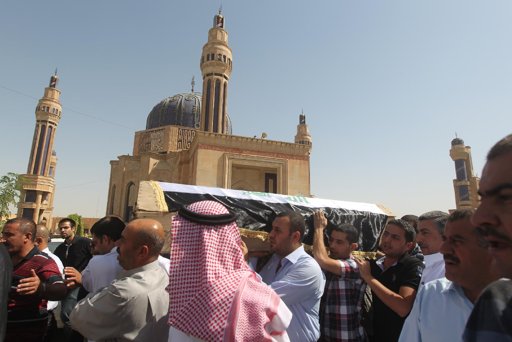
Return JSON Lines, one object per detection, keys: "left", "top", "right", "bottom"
{"left": 0, "top": 133, "right": 511, "bottom": 342}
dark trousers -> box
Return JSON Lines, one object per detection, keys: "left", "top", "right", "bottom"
{"left": 60, "top": 288, "right": 84, "bottom": 342}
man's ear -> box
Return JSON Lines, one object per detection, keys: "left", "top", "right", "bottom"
{"left": 25, "top": 232, "right": 33, "bottom": 242}
{"left": 291, "top": 230, "right": 302, "bottom": 244}
{"left": 138, "top": 245, "right": 150, "bottom": 258}
{"left": 102, "top": 235, "right": 113, "bottom": 245}
{"left": 34, "top": 236, "right": 43, "bottom": 246}
{"left": 350, "top": 242, "right": 359, "bottom": 252}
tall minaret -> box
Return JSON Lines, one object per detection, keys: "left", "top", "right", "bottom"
{"left": 199, "top": 9, "right": 233, "bottom": 134}
{"left": 294, "top": 111, "right": 312, "bottom": 150}
{"left": 449, "top": 137, "right": 479, "bottom": 209}
{"left": 17, "top": 72, "right": 62, "bottom": 226}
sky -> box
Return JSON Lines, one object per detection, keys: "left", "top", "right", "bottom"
{"left": 1, "top": 1, "right": 510, "bottom": 219}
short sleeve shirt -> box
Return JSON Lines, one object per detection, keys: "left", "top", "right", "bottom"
{"left": 369, "top": 253, "right": 424, "bottom": 342}
{"left": 320, "top": 257, "right": 367, "bottom": 341}
{"left": 8, "top": 247, "right": 64, "bottom": 321}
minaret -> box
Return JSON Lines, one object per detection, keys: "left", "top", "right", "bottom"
{"left": 449, "top": 137, "right": 479, "bottom": 209}
{"left": 17, "top": 72, "right": 62, "bottom": 225}
{"left": 199, "top": 9, "right": 233, "bottom": 134}
{"left": 294, "top": 111, "right": 312, "bottom": 150}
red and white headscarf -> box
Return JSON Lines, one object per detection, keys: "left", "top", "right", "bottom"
{"left": 168, "top": 200, "right": 290, "bottom": 342}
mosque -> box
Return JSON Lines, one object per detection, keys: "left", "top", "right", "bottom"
{"left": 105, "top": 11, "right": 313, "bottom": 222}
{"left": 16, "top": 11, "right": 479, "bottom": 227}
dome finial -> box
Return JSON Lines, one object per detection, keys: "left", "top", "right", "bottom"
{"left": 214, "top": 5, "right": 224, "bottom": 28}
{"left": 49, "top": 68, "right": 59, "bottom": 88}
{"left": 191, "top": 76, "right": 195, "bottom": 92}
{"left": 299, "top": 110, "right": 306, "bottom": 124}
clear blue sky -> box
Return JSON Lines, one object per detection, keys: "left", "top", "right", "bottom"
{"left": 1, "top": 1, "right": 510, "bottom": 218}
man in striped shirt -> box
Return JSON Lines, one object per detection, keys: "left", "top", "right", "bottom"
{"left": 2, "top": 218, "right": 66, "bottom": 342}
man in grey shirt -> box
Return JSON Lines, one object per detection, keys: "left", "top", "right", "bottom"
{"left": 70, "top": 218, "right": 169, "bottom": 341}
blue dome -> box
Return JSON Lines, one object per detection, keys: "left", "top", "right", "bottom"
{"left": 146, "top": 92, "right": 202, "bottom": 130}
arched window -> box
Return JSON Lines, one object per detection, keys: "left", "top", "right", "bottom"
{"left": 124, "top": 182, "right": 136, "bottom": 222}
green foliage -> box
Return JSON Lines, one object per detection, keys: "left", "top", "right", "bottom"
{"left": 0, "top": 172, "right": 20, "bottom": 225}
{"left": 67, "top": 213, "right": 84, "bottom": 237}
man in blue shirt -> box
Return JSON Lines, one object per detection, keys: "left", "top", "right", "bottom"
{"left": 399, "top": 209, "right": 499, "bottom": 342}
{"left": 259, "top": 211, "right": 325, "bottom": 342}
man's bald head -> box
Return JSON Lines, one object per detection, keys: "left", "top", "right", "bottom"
{"left": 117, "top": 218, "right": 165, "bottom": 270}
{"left": 128, "top": 219, "right": 165, "bottom": 258}
{"left": 35, "top": 224, "right": 51, "bottom": 250}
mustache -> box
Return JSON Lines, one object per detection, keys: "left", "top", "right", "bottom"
{"left": 443, "top": 254, "right": 459, "bottom": 264}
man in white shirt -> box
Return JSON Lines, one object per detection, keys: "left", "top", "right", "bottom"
{"left": 70, "top": 219, "right": 169, "bottom": 341}
{"left": 35, "top": 225, "right": 64, "bottom": 310}
{"left": 64, "top": 216, "right": 125, "bottom": 294}
{"left": 65, "top": 216, "right": 170, "bottom": 295}
{"left": 417, "top": 211, "right": 449, "bottom": 286}
{"left": 399, "top": 209, "right": 499, "bottom": 341}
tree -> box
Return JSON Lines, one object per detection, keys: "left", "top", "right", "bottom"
{"left": 0, "top": 172, "right": 20, "bottom": 225}
{"left": 67, "top": 213, "right": 84, "bottom": 237}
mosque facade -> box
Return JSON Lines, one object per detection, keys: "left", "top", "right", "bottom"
{"left": 106, "top": 11, "right": 313, "bottom": 222}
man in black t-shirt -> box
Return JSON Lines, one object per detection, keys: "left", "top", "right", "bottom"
{"left": 54, "top": 217, "right": 92, "bottom": 341}
{"left": 355, "top": 219, "right": 424, "bottom": 342}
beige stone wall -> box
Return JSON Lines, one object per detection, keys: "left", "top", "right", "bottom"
{"left": 287, "top": 158, "right": 311, "bottom": 196}
{"left": 109, "top": 127, "right": 312, "bottom": 219}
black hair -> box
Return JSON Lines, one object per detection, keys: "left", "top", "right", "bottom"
{"left": 330, "top": 223, "right": 359, "bottom": 244}
{"left": 90, "top": 216, "right": 126, "bottom": 241}
{"left": 59, "top": 217, "right": 76, "bottom": 228}
{"left": 275, "top": 211, "right": 305, "bottom": 240}
{"left": 5, "top": 218, "right": 36, "bottom": 242}
{"left": 387, "top": 219, "right": 416, "bottom": 243}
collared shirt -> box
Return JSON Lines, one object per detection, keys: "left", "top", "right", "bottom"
{"left": 370, "top": 253, "right": 423, "bottom": 342}
{"left": 41, "top": 247, "right": 64, "bottom": 311}
{"left": 320, "top": 257, "right": 366, "bottom": 341}
{"left": 81, "top": 247, "right": 121, "bottom": 294}
{"left": 6, "top": 247, "right": 64, "bottom": 342}
{"left": 70, "top": 260, "right": 169, "bottom": 342}
{"left": 399, "top": 277, "right": 473, "bottom": 342}
{"left": 420, "top": 252, "right": 445, "bottom": 287}
{"left": 260, "top": 246, "right": 325, "bottom": 342}
{"left": 8, "top": 247, "right": 63, "bottom": 321}
{"left": 463, "top": 278, "right": 512, "bottom": 342}
{"left": 157, "top": 255, "right": 170, "bottom": 276}
{"left": 81, "top": 249, "right": 170, "bottom": 294}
